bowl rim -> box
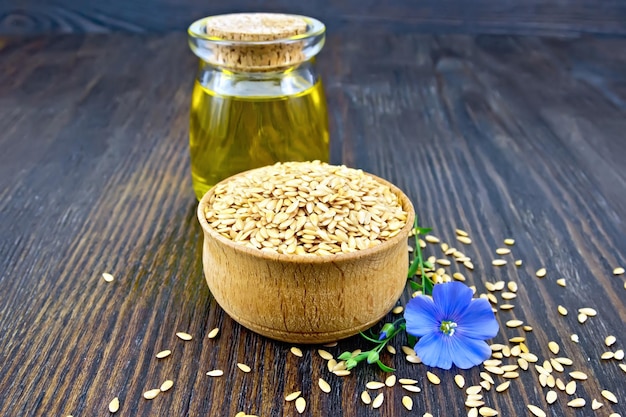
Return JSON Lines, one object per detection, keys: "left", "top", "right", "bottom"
{"left": 196, "top": 164, "right": 416, "bottom": 265}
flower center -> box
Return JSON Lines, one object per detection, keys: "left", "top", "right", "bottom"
{"left": 440, "top": 320, "right": 457, "bottom": 336}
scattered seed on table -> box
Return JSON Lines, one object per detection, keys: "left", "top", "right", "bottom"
{"left": 546, "top": 390, "right": 557, "bottom": 404}
{"left": 143, "top": 389, "right": 160, "bottom": 400}
{"left": 468, "top": 409, "right": 478, "bottom": 417}
{"left": 425, "top": 235, "right": 440, "bottom": 244}
{"left": 160, "top": 380, "right": 174, "bottom": 392}
{"left": 454, "top": 374, "right": 465, "bottom": 388}
{"left": 372, "top": 393, "right": 384, "bottom": 409}
{"left": 453, "top": 272, "right": 466, "bottom": 281}
{"left": 601, "top": 351, "right": 615, "bottom": 360}
{"left": 479, "top": 407, "right": 498, "bottom": 416}
{"left": 555, "top": 357, "right": 573, "bottom": 365}
{"left": 509, "top": 336, "right": 525, "bottom": 344}
{"left": 535, "top": 268, "right": 546, "bottom": 278}
{"left": 506, "top": 320, "right": 524, "bottom": 328}
{"left": 109, "top": 397, "right": 119, "bottom": 413}
{"left": 465, "top": 400, "right": 485, "bottom": 408}
{"left": 290, "top": 347, "right": 303, "bottom": 357}
{"left": 392, "top": 305, "right": 404, "bottom": 314}
{"left": 285, "top": 391, "right": 301, "bottom": 402}
{"left": 208, "top": 328, "right": 220, "bottom": 339}
{"left": 385, "top": 375, "right": 396, "bottom": 387}
{"left": 496, "top": 248, "right": 511, "bottom": 255}
{"left": 360, "top": 391, "right": 371, "bottom": 405}
{"left": 613, "top": 267, "right": 625, "bottom": 275}
{"left": 366, "top": 381, "right": 385, "bottom": 390}
{"left": 556, "top": 278, "right": 566, "bottom": 287}
{"left": 620, "top": 364, "right": 626, "bottom": 373}
{"left": 504, "top": 238, "right": 515, "bottom": 246}
{"left": 550, "top": 359, "right": 564, "bottom": 372}
{"left": 402, "top": 345, "right": 416, "bottom": 356}
{"left": 206, "top": 370, "right": 224, "bottom": 377}
{"left": 501, "top": 292, "right": 517, "bottom": 300}
{"left": 334, "top": 370, "right": 351, "bottom": 376}
{"left": 237, "top": 363, "right": 252, "bottom": 373}
{"left": 436, "top": 258, "right": 451, "bottom": 266}
{"left": 102, "top": 273, "right": 114, "bottom": 282}
{"left": 500, "top": 304, "right": 515, "bottom": 310}
{"left": 605, "top": 335, "right": 617, "bottom": 346}
{"left": 481, "top": 372, "right": 495, "bottom": 384}
{"left": 578, "top": 313, "right": 588, "bottom": 324}
{"left": 507, "top": 281, "right": 518, "bottom": 292}
{"left": 495, "top": 381, "right": 510, "bottom": 392}
{"left": 615, "top": 349, "right": 625, "bottom": 360}
{"left": 518, "top": 358, "right": 529, "bottom": 370}
{"left": 402, "top": 384, "right": 421, "bottom": 393}
{"left": 548, "top": 341, "right": 560, "bottom": 355}
{"left": 571, "top": 334, "right": 579, "bottom": 343}
{"left": 406, "top": 354, "right": 421, "bottom": 364}
{"left": 602, "top": 390, "right": 618, "bottom": 403}
{"left": 527, "top": 404, "right": 546, "bottom": 417}
{"left": 457, "top": 236, "right": 472, "bottom": 245}
{"left": 578, "top": 307, "right": 597, "bottom": 316}
{"left": 399, "top": 378, "right": 417, "bottom": 385}
{"left": 295, "top": 397, "right": 306, "bottom": 414}
{"left": 318, "top": 349, "right": 333, "bottom": 360}
{"left": 492, "top": 259, "right": 507, "bottom": 266}
{"left": 567, "top": 398, "right": 586, "bottom": 408}
{"left": 323, "top": 341, "right": 338, "bottom": 347}
{"left": 556, "top": 379, "right": 566, "bottom": 391}
{"left": 464, "top": 261, "right": 474, "bottom": 270}
{"left": 565, "top": 381, "right": 577, "bottom": 395}
{"left": 318, "top": 378, "right": 331, "bottom": 393}
{"left": 557, "top": 305, "right": 568, "bottom": 316}
{"left": 386, "top": 345, "right": 396, "bottom": 355}
{"left": 514, "top": 260, "right": 522, "bottom": 266}
{"left": 570, "top": 371, "right": 588, "bottom": 380}
{"left": 156, "top": 350, "right": 171, "bottom": 359}
{"left": 456, "top": 229, "right": 469, "bottom": 237}
{"left": 520, "top": 352, "right": 538, "bottom": 362}
{"left": 176, "top": 332, "right": 192, "bottom": 341}
{"left": 466, "top": 385, "right": 482, "bottom": 395}
{"left": 426, "top": 371, "right": 440, "bottom": 385}
{"left": 402, "top": 396, "right": 413, "bottom": 411}
{"left": 592, "top": 399, "right": 603, "bottom": 410}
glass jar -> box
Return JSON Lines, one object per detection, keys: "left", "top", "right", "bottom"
{"left": 187, "top": 13, "right": 329, "bottom": 200}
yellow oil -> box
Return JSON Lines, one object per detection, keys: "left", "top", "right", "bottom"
{"left": 189, "top": 79, "right": 329, "bottom": 200}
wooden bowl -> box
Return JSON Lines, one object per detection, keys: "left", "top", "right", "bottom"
{"left": 197, "top": 169, "right": 415, "bottom": 344}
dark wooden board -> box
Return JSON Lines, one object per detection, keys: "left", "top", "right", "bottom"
{"left": 1, "top": 0, "right": 626, "bottom": 36}
{"left": 0, "top": 32, "right": 625, "bottom": 416}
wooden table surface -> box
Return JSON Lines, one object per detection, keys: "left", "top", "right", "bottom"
{"left": 1, "top": 28, "right": 626, "bottom": 417}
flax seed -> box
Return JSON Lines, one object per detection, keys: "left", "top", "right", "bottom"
{"left": 160, "top": 380, "right": 174, "bottom": 392}
{"left": 535, "top": 268, "right": 546, "bottom": 278}
{"left": 426, "top": 371, "right": 440, "bottom": 385}
{"left": 208, "top": 328, "right": 220, "bottom": 339}
{"left": 285, "top": 391, "right": 301, "bottom": 402}
{"left": 402, "top": 396, "right": 413, "bottom": 411}
{"left": 527, "top": 405, "right": 546, "bottom": 417}
{"left": 567, "top": 398, "right": 586, "bottom": 408}
{"left": 109, "top": 397, "right": 120, "bottom": 413}
{"left": 295, "top": 397, "right": 306, "bottom": 413}
{"left": 366, "top": 381, "right": 385, "bottom": 390}
{"left": 102, "top": 272, "right": 114, "bottom": 282}
{"left": 372, "top": 393, "right": 384, "bottom": 409}
{"left": 290, "top": 347, "right": 303, "bottom": 357}
{"left": 143, "top": 389, "right": 160, "bottom": 400}
{"left": 360, "top": 391, "right": 371, "bottom": 405}
{"left": 176, "top": 332, "right": 192, "bottom": 341}
{"left": 156, "top": 350, "right": 171, "bottom": 359}
{"left": 206, "top": 370, "right": 224, "bottom": 377}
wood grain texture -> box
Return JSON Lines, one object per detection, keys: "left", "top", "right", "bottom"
{"left": 1, "top": 0, "right": 626, "bottom": 36}
{"left": 0, "top": 31, "right": 625, "bottom": 416}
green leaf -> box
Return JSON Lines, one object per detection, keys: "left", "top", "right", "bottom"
{"left": 337, "top": 352, "right": 352, "bottom": 361}
{"left": 407, "top": 334, "right": 417, "bottom": 347}
{"left": 376, "top": 360, "right": 396, "bottom": 372}
{"left": 409, "top": 280, "right": 421, "bottom": 291}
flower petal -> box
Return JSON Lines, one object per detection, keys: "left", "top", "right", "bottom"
{"left": 432, "top": 282, "right": 473, "bottom": 321}
{"left": 456, "top": 298, "right": 499, "bottom": 340}
{"left": 448, "top": 335, "right": 493, "bottom": 369}
{"left": 404, "top": 295, "right": 441, "bottom": 337}
{"left": 414, "top": 332, "right": 453, "bottom": 370}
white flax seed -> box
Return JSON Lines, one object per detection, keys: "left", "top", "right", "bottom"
{"left": 454, "top": 374, "right": 465, "bottom": 388}
{"left": 102, "top": 272, "right": 114, "bottom": 282}
{"left": 535, "top": 268, "right": 546, "bottom": 278}
{"left": 546, "top": 390, "right": 557, "bottom": 404}
{"left": 372, "top": 393, "right": 384, "bottom": 409}
{"left": 613, "top": 267, "right": 625, "bottom": 275}
{"left": 601, "top": 390, "right": 618, "bottom": 403}
{"left": 208, "top": 328, "right": 220, "bottom": 339}
{"left": 295, "top": 397, "right": 306, "bottom": 414}
{"left": 548, "top": 341, "right": 560, "bottom": 355}
{"left": 567, "top": 398, "right": 586, "bottom": 408}
{"left": 156, "top": 350, "right": 171, "bottom": 359}
{"left": 402, "top": 396, "right": 413, "bottom": 411}
{"left": 318, "top": 378, "right": 331, "bottom": 393}
{"left": 426, "top": 371, "right": 441, "bottom": 385}
{"left": 160, "top": 380, "right": 174, "bottom": 392}
{"left": 290, "top": 347, "right": 303, "bottom": 357}
{"left": 285, "top": 391, "right": 301, "bottom": 402}
{"left": 569, "top": 371, "right": 588, "bottom": 380}
{"left": 605, "top": 335, "right": 617, "bottom": 346}
{"left": 592, "top": 399, "right": 603, "bottom": 410}
{"left": 527, "top": 404, "right": 546, "bottom": 417}
{"left": 360, "top": 391, "right": 371, "bottom": 405}
{"left": 109, "top": 397, "right": 120, "bottom": 413}
{"left": 237, "top": 363, "right": 252, "bottom": 373}
{"left": 495, "top": 381, "right": 510, "bottom": 392}
{"left": 176, "top": 332, "right": 192, "bottom": 341}
{"left": 479, "top": 407, "right": 498, "bottom": 416}
{"left": 143, "top": 389, "right": 160, "bottom": 400}
{"left": 558, "top": 305, "right": 568, "bottom": 316}
{"left": 366, "top": 381, "right": 385, "bottom": 390}
{"left": 492, "top": 259, "right": 507, "bottom": 266}
{"left": 317, "top": 349, "right": 333, "bottom": 360}
{"left": 206, "top": 370, "right": 224, "bottom": 377}
{"left": 385, "top": 375, "right": 396, "bottom": 387}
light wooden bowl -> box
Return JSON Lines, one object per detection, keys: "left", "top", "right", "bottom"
{"left": 197, "top": 170, "right": 415, "bottom": 344}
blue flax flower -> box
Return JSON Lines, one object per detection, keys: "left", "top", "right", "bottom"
{"left": 404, "top": 281, "right": 499, "bottom": 370}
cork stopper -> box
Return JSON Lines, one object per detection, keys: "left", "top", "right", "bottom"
{"left": 195, "top": 13, "right": 318, "bottom": 71}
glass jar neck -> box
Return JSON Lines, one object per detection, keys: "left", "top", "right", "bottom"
{"left": 196, "top": 59, "right": 318, "bottom": 98}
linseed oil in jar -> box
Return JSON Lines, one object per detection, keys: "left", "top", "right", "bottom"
{"left": 188, "top": 13, "right": 329, "bottom": 200}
